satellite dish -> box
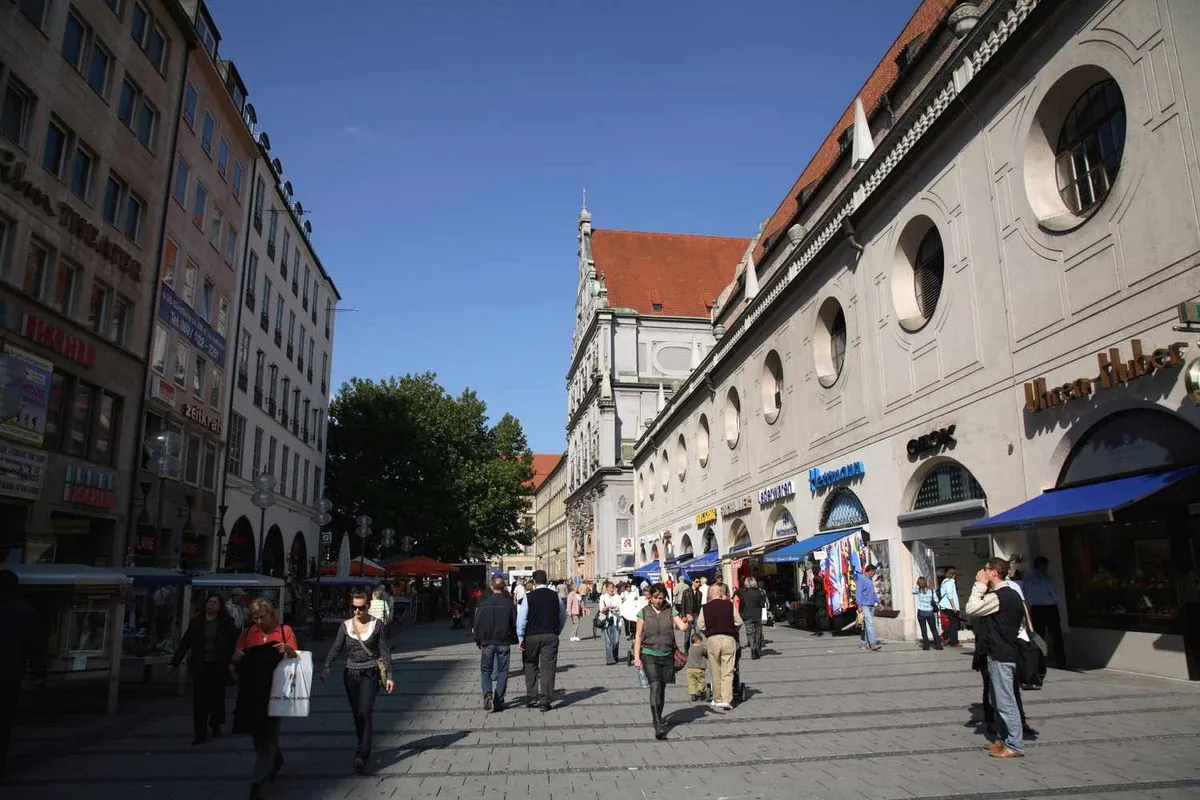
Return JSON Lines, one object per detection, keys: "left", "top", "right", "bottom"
{"left": 284, "top": 181, "right": 293, "bottom": 197}
{"left": 258, "top": 131, "right": 271, "bottom": 151}
{"left": 272, "top": 157, "right": 283, "bottom": 175}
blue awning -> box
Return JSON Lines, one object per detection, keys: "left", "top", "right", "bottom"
{"left": 765, "top": 527, "right": 863, "bottom": 564}
{"left": 678, "top": 551, "right": 719, "bottom": 577}
{"left": 631, "top": 560, "right": 661, "bottom": 581}
{"left": 727, "top": 543, "right": 752, "bottom": 555}
{"left": 123, "top": 568, "right": 191, "bottom": 587}
{"left": 963, "top": 466, "right": 1200, "bottom": 534}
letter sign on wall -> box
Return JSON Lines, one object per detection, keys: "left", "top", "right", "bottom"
{"left": 907, "top": 425, "right": 957, "bottom": 457}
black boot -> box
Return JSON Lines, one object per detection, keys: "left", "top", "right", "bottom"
{"left": 651, "top": 704, "right": 667, "bottom": 740}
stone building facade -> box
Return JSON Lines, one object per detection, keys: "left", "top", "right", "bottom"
{"left": 565, "top": 204, "right": 748, "bottom": 581}
{"left": 532, "top": 453, "right": 566, "bottom": 580}
{"left": 0, "top": 0, "right": 190, "bottom": 565}
{"left": 633, "top": 0, "right": 1200, "bottom": 680}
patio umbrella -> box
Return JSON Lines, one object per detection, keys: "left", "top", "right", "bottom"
{"left": 385, "top": 555, "right": 459, "bottom": 576}
{"left": 321, "top": 555, "right": 386, "bottom": 577}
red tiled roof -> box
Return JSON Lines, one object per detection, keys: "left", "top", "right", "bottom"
{"left": 528, "top": 453, "right": 564, "bottom": 491}
{"left": 591, "top": 229, "right": 749, "bottom": 318}
{"left": 754, "top": 0, "right": 956, "bottom": 264}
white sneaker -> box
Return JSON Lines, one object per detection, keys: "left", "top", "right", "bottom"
{"left": 570, "top": 636, "right": 580, "bottom": 642}
{"left": 717, "top": 702, "right": 733, "bottom": 711}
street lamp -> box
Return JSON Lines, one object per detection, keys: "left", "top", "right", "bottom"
{"left": 354, "top": 515, "right": 372, "bottom": 572}
{"left": 381, "top": 527, "right": 395, "bottom": 566}
{"left": 311, "top": 496, "right": 334, "bottom": 640}
{"left": 252, "top": 473, "right": 278, "bottom": 574}
{"left": 144, "top": 430, "right": 182, "bottom": 565}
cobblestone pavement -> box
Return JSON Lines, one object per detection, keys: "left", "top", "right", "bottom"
{"left": 6, "top": 623, "right": 1200, "bottom": 799}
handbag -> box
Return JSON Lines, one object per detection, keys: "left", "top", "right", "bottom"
{"left": 352, "top": 625, "right": 390, "bottom": 688}
{"left": 672, "top": 646, "right": 688, "bottom": 670}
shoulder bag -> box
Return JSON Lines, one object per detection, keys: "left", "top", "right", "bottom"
{"left": 350, "top": 621, "right": 390, "bottom": 688}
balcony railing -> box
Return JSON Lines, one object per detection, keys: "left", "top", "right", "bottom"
{"left": 281, "top": 411, "right": 289, "bottom": 427}
{"left": 291, "top": 419, "right": 299, "bottom": 437}
{"left": 267, "top": 398, "right": 277, "bottom": 416}
{"left": 301, "top": 426, "right": 308, "bottom": 442}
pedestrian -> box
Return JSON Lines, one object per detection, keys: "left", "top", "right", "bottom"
{"left": 517, "top": 570, "right": 566, "bottom": 711}
{"left": 680, "top": 576, "right": 703, "bottom": 641}
{"left": 321, "top": 590, "right": 394, "bottom": 774}
{"left": 474, "top": 576, "right": 517, "bottom": 712}
{"left": 939, "top": 567, "right": 962, "bottom": 647}
{"left": 856, "top": 564, "right": 882, "bottom": 651}
{"left": 369, "top": 586, "right": 391, "bottom": 633}
{"left": 513, "top": 578, "right": 527, "bottom": 607}
{"left": 684, "top": 633, "right": 707, "bottom": 701}
{"left": 232, "top": 598, "right": 299, "bottom": 799}
{"left": 912, "top": 577, "right": 943, "bottom": 651}
{"left": 1022, "top": 557, "right": 1066, "bottom": 669}
{"left": 598, "top": 581, "right": 622, "bottom": 664}
{"left": 171, "top": 593, "right": 237, "bottom": 745}
{"left": 0, "top": 569, "right": 45, "bottom": 779}
{"left": 735, "top": 577, "right": 768, "bottom": 659}
{"left": 965, "top": 558, "right": 1028, "bottom": 759}
{"left": 566, "top": 584, "right": 584, "bottom": 642}
{"left": 699, "top": 582, "right": 742, "bottom": 711}
{"left": 633, "top": 582, "right": 692, "bottom": 739}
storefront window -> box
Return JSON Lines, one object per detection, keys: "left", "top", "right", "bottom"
{"left": 66, "top": 383, "right": 93, "bottom": 456}
{"left": 70, "top": 599, "right": 110, "bottom": 654}
{"left": 868, "top": 540, "right": 893, "bottom": 612}
{"left": 123, "top": 584, "right": 184, "bottom": 657}
{"left": 820, "top": 488, "right": 868, "bottom": 530}
{"left": 1060, "top": 410, "right": 1200, "bottom": 486}
{"left": 913, "top": 464, "right": 986, "bottom": 510}
{"left": 93, "top": 392, "right": 116, "bottom": 463}
{"left": 43, "top": 371, "right": 69, "bottom": 450}
{"left": 1060, "top": 521, "right": 1182, "bottom": 635}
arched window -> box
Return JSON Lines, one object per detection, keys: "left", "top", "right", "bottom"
{"left": 701, "top": 527, "right": 716, "bottom": 553}
{"left": 820, "top": 487, "right": 868, "bottom": 530}
{"left": 1059, "top": 409, "right": 1200, "bottom": 486}
{"left": 1056, "top": 79, "right": 1126, "bottom": 216}
{"left": 913, "top": 464, "right": 987, "bottom": 511}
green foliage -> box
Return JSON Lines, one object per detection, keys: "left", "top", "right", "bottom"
{"left": 326, "top": 373, "right": 535, "bottom": 562}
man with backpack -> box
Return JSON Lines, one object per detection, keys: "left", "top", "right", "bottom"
{"left": 938, "top": 567, "right": 961, "bottom": 647}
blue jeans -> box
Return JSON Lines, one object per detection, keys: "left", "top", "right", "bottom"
{"left": 480, "top": 645, "right": 510, "bottom": 703}
{"left": 987, "top": 658, "right": 1024, "bottom": 753}
{"left": 860, "top": 605, "right": 877, "bottom": 646}
{"left": 602, "top": 621, "right": 621, "bottom": 664}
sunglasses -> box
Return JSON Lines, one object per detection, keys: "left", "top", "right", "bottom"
{"left": 352, "top": 604, "right": 369, "bottom": 612}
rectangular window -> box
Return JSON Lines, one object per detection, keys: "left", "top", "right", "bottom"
{"left": 150, "top": 323, "right": 168, "bottom": 374}
{"left": 70, "top": 143, "right": 95, "bottom": 201}
{"left": 109, "top": 295, "right": 130, "bottom": 346}
{"left": 302, "top": 265, "right": 310, "bottom": 303}
{"left": 217, "top": 138, "right": 229, "bottom": 177}
{"left": 321, "top": 352, "right": 328, "bottom": 391}
{"left": 267, "top": 436, "right": 277, "bottom": 477}
{"left": 192, "top": 181, "right": 207, "bottom": 228}
{"left": 225, "top": 224, "right": 237, "bottom": 264}
{"left": 106, "top": 0, "right": 122, "bottom": 15}
{"left": 193, "top": 354, "right": 205, "bottom": 396}
{"left": 200, "top": 279, "right": 214, "bottom": 322}
{"left": 88, "top": 41, "right": 113, "bottom": 98}
{"left": 160, "top": 237, "right": 178, "bottom": 289}
{"left": 42, "top": 119, "right": 69, "bottom": 178}
{"left": 147, "top": 25, "right": 168, "bottom": 73}
{"left": 62, "top": 11, "right": 89, "bottom": 71}
{"left": 227, "top": 413, "right": 246, "bottom": 478}
{"left": 280, "top": 445, "right": 290, "bottom": 492}
{"left": 313, "top": 467, "right": 322, "bottom": 504}
{"left": 182, "top": 260, "right": 197, "bottom": 305}
{"left": 88, "top": 282, "right": 112, "bottom": 334}
{"left": 93, "top": 392, "right": 117, "bottom": 464}
{"left": 0, "top": 80, "right": 35, "bottom": 148}
{"left": 287, "top": 311, "right": 295, "bottom": 348}
{"left": 102, "top": 175, "right": 123, "bottom": 225}
{"left": 217, "top": 296, "right": 229, "bottom": 337}
{"left": 50, "top": 259, "right": 80, "bottom": 317}
{"left": 200, "top": 113, "right": 214, "bottom": 154}
{"left": 275, "top": 296, "right": 284, "bottom": 335}
{"left": 232, "top": 162, "right": 244, "bottom": 201}
{"left": 173, "top": 341, "right": 188, "bottom": 387}
{"left": 195, "top": 13, "right": 216, "bottom": 58}
{"left": 67, "top": 383, "right": 94, "bottom": 457}
{"left": 262, "top": 277, "right": 271, "bottom": 318}
{"left": 253, "top": 178, "right": 265, "bottom": 226}
{"left": 292, "top": 452, "right": 300, "bottom": 499}
{"left": 209, "top": 366, "right": 221, "bottom": 408}
{"left": 136, "top": 97, "right": 158, "bottom": 149}
{"left": 117, "top": 78, "right": 136, "bottom": 126}
{"left": 302, "top": 460, "right": 310, "bottom": 506}
{"left": 238, "top": 329, "right": 250, "bottom": 376}
{"left": 182, "top": 84, "right": 198, "bottom": 128}
{"left": 20, "top": 0, "right": 49, "bottom": 29}
{"left": 130, "top": 3, "right": 148, "bottom": 46}
{"left": 22, "top": 238, "right": 53, "bottom": 300}
{"left": 184, "top": 432, "right": 200, "bottom": 484}
{"left": 202, "top": 443, "right": 217, "bottom": 491}
{"left": 208, "top": 205, "right": 222, "bottom": 248}
{"left": 282, "top": 230, "right": 290, "bottom": 265}
{"left": 307, "top": 339, "right": 314, "bottom": 377}
{"left": 172, "top": 159, "right": 189, "bottom": 206}
{"left": 251, "top": 426, "right": 263, "bottom": 478}
{"left": 123, "top": 190, "right": 144, "bottom": 242}
{"left": 44, "top": 371, "right": 68, "bottom": 451}
{"left": 244, "top": 251, "right": 258, "bottom": 308}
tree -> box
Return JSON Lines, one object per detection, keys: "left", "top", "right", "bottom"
{"left": 325, "top": 373, "right": 535, "bottom": 563}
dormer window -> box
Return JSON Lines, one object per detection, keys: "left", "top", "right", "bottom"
{"left": 837, "top": 128, "right": 852, "bottom": 154}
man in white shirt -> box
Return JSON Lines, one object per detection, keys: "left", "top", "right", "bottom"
{"left": 512, "top": 580, "right": 527, "bottom": 607}
{"left": 938, "top": 568, "right": 961, "bottom": 647}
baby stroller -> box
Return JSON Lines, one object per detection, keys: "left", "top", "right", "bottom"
{"left": 703, "top": 642, "right": 747, "bottom": 705}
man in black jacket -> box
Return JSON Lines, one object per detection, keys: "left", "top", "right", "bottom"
{"left": 517, "top": 570, "right": 566, "bottom": 711}
{"left": 473, "top": 576, "right": 517, "bottom": 712}
{"left": 965, "top": 558, "right": 1027, "bottom": 759}
{"left": 679, "top": 577, "right": 703, "bottom": 640}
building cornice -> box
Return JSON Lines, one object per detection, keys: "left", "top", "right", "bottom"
{"left": 634, "top": 0, "right": 1044, "bottom": 460}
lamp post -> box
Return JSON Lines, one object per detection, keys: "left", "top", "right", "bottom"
{"left": 311, "top": 496, "right": 333, "bottom": 639}
{"left": 354, "top": 515, "right": 372, "bottom": 575}
{"left": 143, "top": 430, "right": 182, "bottom": 566}
{"left": 252, "top": 473, "right": 278, "bottom": 575}
{"left": 381, "top": 527, "right": 395, "bottom": 568}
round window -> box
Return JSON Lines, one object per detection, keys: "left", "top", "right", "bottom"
{"left": 647, "top": 462, "right": 656, "bottom": 499}
{"left": 660, "top": 450, "right": 669, "bottom": 491}
{"left": 761, "top": 350, "right": 784, "bottom": 424}
{"left": 892, "top": 218, "right": 945, "bottom": 332}
{"left": 814, "top": 298, "right": 847, "bottom": 387}
{"left": 675, "top": 434, "right": 687, "bottom": 480}
{"left": 696, "top": 414, "right": 711, "bottom": 467}
{"left": 724, "top": 388, "right": 741, "bottom": 448}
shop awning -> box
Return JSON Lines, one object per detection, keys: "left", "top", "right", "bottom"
{"left": 191, "top": 573, "right": 286, "bottom": 588}
{"left": 8, "top": 563, "right": 131, "bottom": 587}
{"left": 677, "top": 551, "right": 719, "bottom": 577}
{"left": 963, "top": 466, "right": 1200, "bottom": 534}
{"left": 726, "top": 543, "right": 752, "bottom": 557}
{"left": 122, "top": 568, "right": 192, "bottom": 586}
{"left": 631, "top": 560, "right": 661, "bottom": 581}
{"left": 765, "top": 527, "right": 863, "bottom": 564}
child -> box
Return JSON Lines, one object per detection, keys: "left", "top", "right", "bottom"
{"left": 450, "top": 601, "right": 465, "bottom": 629}
{"left": 685, "top": 633, "right": 707, "bottom": 701}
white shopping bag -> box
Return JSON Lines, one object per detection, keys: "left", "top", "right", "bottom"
{"left": 268, "top": 650, "right": 313, "bottom": 718}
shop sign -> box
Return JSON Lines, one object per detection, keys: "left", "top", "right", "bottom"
{"left": 0, "top": 440, "right": 48, "bottom": 500}
{"left": 758, "top": 479, "right": 795, "bottom": 505}
{"left": 0, "top": 147, "right": 144, "bottom": 280}
{"left": 157, "top": 284, "right": 227, "bottom": 367}
{"left": 808, "top": 461, "right": 866, "bottom": 493}
{"left": 181, "top": 402, "right": 222, "bottom": 436}
{"left": 618, "top": 535, "right": 634, "bottom": 555}
{"left": 21, "top": 313, "right": 96, "bottom": 368}
{"left": 1024, "top": 339, "right": 1188, "bottom": 414}
{"left": 907, "top": 425, "right": 957, "bottom": 457}
{"left": 63, "top": 464, "right": 118, "bottom": 510}
{"left": 694, "top": 507, "right": 717, "bottom": 525}
{"left": 774, "top": 509, "right": 798, "bottom": 539}
{"left": 151, "top": 378, "right": 177, "bottom": 406}
{"left": 0, "top": 345, "right": 53, "bottom": 447}
{"left": 720, "top": 497, "right": 752, "bottom": 516}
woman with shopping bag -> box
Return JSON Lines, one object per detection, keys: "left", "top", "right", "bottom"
{"left": 232, "top": 598, "right": 299, "bottom": 800}
{"left": 322, "top": 589, "right": 395, "bottom": 774}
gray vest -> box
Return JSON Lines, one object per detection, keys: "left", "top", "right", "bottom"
{"left": 640, "top": 604, "right": 675, "bottom": 653}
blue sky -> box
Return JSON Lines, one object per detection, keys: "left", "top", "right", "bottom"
{"left": 207, "top": 0, "right": 920, "bottom": 454}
